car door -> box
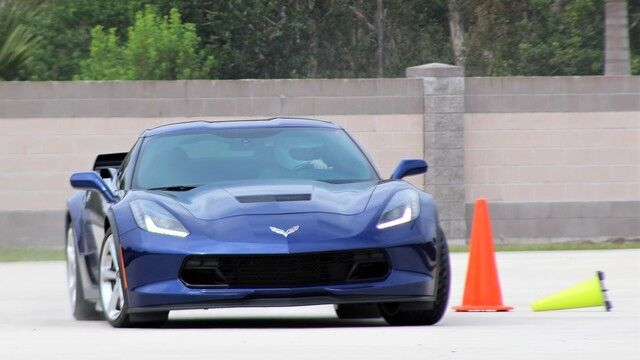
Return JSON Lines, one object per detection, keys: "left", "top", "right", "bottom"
{"left": 80, "top": 169, "right": 117, "bottom": 283}
{"left": 81, "top": 141, "right": 139, "bottom": 284}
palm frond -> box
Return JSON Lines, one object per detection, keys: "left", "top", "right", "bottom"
{"left": 0, "top": 0, "right": 44, "bottom": 80}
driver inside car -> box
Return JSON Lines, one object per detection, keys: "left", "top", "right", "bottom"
{"left": 273, "top": 138, "right": 331, "bottom": 171}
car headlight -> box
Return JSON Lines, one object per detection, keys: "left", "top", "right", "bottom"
{"left": 376, "top": 190, "right": 420, "bottom": 229}
{"left": 130, "top": 200, "right": 189, "bottom": 237}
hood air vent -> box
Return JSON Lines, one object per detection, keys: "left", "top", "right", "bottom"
{"left": 235, "top": 194, "right": 311, "bottom": 203}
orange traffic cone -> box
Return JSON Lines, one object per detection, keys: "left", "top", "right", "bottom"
{"left": 452, "top": 199, "right": 513, "bottom": 312}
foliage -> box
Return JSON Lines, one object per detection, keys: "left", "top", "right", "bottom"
{"left": 463, "top": 0, "right": 604, "bottom": 76}
{"left": 364, "top": 0, "right": 453, "bottom": 77}
{"left": 630, "top": 0, "right": 639, "bottom": 75}
{"left": 21, "top": 0, "right": 145, "bottom": 80}
{"left": 0, "top": 0, "right": 43, "bottom": 80}
{"left": 77, "top": 27, "right": 126, "bottom": 80}
{"left": 202, "top": 0, "right": 311, "bottom": 79}
{"left": 14, "top": 0, "right": 631, "bottom": 79}
{"left": 518, "top": 0, "right": 604, "bottom": 76}
{"left": 21, "top": 0, "right": 453, "bottom": 79}
{"left": 175, "top": 0, "right": 451, "bottom": 79}
{"left": 77, "top": 7, "right": 213, "bottom": 80}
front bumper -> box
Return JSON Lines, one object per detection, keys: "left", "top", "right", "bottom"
{"left": 118, "top": 213, "right": 438, "bottom": 311}
{"left": 126, "top": 265, "right": 435, "bottom": 312}
{"left": 129, "top": 295, "right": 435, "bottom": 313}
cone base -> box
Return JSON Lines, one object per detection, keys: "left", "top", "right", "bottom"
{"left": 452, "top": 305, "right": 513, "bottom": 312}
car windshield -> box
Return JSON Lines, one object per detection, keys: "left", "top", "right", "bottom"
{"left": 133, "top": 127, "right": 378, "bottom": 189}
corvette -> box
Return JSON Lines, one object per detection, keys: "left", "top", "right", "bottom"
{"left": 65, "top": 118, "right": 450, "bottom": 327}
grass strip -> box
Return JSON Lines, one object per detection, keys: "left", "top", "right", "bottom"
{"left": 0, "top": 247, "right": 64, "bottom": 262}
{"left": 1, "top": 241, "right": 639, "bottom": 262}
{"left": 449, "top": 241, "right": 640, "bottom": 253}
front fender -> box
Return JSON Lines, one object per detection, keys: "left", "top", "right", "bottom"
{"left": 67, "top": 191, "right": 85, "bottom": 252}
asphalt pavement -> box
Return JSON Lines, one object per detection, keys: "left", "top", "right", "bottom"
{"left": 1, "top": 249, "right": 638, "bottom": 360}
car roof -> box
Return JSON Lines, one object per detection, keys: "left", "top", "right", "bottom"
{"left": 142, "top": 117, "right": 341, "bottom": 137}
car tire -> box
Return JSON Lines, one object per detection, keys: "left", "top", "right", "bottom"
{"left": 334, "top": 303, "right": 381, "bottom": 319}
{"left": 380, "top": 227, "right": 451, "bottom": 326}
{"left": 65, "top": 223, "right": 101, "bottom": 320}
{"left": 99, "top": 229, "right": 168, "bottom": 328}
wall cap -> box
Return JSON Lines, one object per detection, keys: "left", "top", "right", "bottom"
{"left": 406, "top": 63, "right": 464, "bottom": 78}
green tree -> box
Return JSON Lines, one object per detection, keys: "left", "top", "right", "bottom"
{"left": 77, "top": 27, "right": 126, "bottom": 80}
{"left": 77, "top": 7, "right": 213, "bottom": 80}
{"left": 182, "top": 0, "right": 451, "bottom": 79}
{"left": 22, "top": 0, "right": 145, "bottom": 80}
{"left": 463, "top": 0, "right": 604, "bottom": 76}
{"left": 518, "top": 0, "right": 603, "bottom": 75}
{"left": 382, "top": 0, "right": 453, "bottom": 77}
{"left": 16, "top": 0, "right": 618, "bottom": 79}
{"left": 630, "top": 0, "right": 639, "bottom": 75}
{"left": 0, "top": 0, "right": 43, "bottom": 80}
{"left": 199, "top": 0, "right": 311, "bottom": 79}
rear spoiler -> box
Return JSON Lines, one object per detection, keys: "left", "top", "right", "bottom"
{"left": 93, "top": 152, "right": 128, "bottom": 171}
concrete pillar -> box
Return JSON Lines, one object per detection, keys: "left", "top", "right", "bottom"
{"left": 406, "top": 63, "right": 466, "bottom": 242}
{"left": 604, "top": 0, "right": 631, "bottom": 75}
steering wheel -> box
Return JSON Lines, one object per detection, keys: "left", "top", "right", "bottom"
{"left": 293, "top": 162, "right": 315, "bottom": 172}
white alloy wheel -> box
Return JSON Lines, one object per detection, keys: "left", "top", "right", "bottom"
{"left": 65, "top": 227, "right": 77, "bottom": 309}
{"left": 99, "top": 234, "right": 124, "bottom": 321}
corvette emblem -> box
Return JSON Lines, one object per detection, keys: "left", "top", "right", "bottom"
{"left": 269, "top": 225, "right": 300, "bottom": 238}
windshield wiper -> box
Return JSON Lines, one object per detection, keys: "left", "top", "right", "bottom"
{"left": 147, "top": 185, "right": 199, "bottom": 192}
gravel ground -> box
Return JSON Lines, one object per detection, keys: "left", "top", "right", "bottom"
{"left": 0, "top": 249, "right": 638, "bottom": 360}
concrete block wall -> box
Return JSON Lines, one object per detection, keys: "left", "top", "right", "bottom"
{"left": 406, "top": 64, "right": 466, "bottom": 240}
{"left": 0, "top": 79, "right": 424, "bottom": 247}
{"left": 0, "top": 115, "right": 423, "bottom": 212}
{"left": 464, "top": 76, "right": 640, "bottom": 243}
{"left": 0, "top": 79, "right": 422, "bottom": 117}
{"left": 1, "top": 67, "right": 639, "bottom": 248}
{"left": 464, "top": 112, "right": 639, "bottom": 203}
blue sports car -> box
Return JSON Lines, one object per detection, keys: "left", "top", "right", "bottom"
{"left": 65, "top": 118, "right": 450, "bottom": 327}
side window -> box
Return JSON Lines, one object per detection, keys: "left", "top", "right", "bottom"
{"left": 116, "top": 155, "right": 130, "bottom": 189}
{"left": 116, "top": 139, "right": 140, "bottom": 190}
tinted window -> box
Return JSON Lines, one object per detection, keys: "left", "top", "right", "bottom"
{"left": 133, "top": 127, "right": 377, "bottom": 189}
{"left": 116, "top": 139, "right": 140, "bottom": 189}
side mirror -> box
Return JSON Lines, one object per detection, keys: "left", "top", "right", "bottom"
{"left": 70, "top": 172, "right": 116, "bottom": 203}
{"left": 390, "top": 159, "right": 428, "bottom": 180}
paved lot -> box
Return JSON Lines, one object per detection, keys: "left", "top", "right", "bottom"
{"left": 0, "top": 250, "right": 638, "bottom": 360}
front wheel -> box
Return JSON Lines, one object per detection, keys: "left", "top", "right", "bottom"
{"left": 380, "top": 227, "right": 451, "bottom": 326}
{"left": 99, "top": 229, "right": 167, "bottom": 328}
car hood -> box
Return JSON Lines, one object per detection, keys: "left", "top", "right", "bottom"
{"left": 142, "top": 180, "right": 378, "bottom": 221}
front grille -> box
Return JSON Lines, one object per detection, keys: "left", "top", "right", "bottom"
{"left": 180, "top": 249, "right": 390, "bottom": 287}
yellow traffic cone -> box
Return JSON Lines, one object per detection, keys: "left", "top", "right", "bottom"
{"left": 531, "top": 271, "right": 612, "bottom": 312}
